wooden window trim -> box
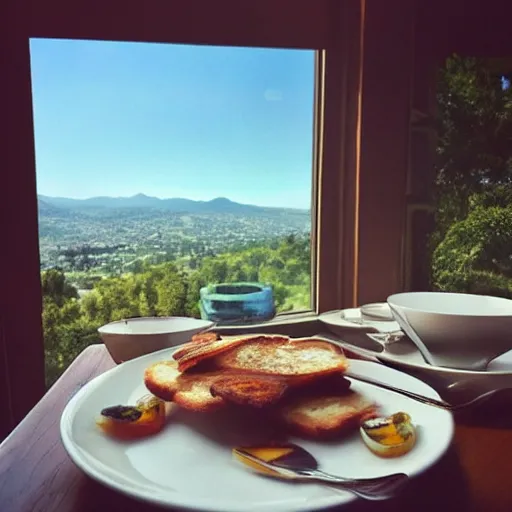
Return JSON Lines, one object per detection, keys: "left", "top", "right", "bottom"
{"left": 355, "top": 0, "right": 415, "bottom": 304}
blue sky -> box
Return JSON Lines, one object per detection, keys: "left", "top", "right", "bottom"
{"left": 29, "top": 39, "right": 315, "bottom": 209}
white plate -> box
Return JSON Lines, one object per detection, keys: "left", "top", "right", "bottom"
{"left": 319, "top": 305, "right": 401, "bottom": 334}
{"left": 61, "top": 347, "right": 454, "bottom": 512}
{"left": 360, "top": 303, "right": 395, "bottom": 321}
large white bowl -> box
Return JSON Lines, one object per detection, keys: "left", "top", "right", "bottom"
{"left": 98, "top": 316, "right": 214, "bottom": 363}
{"left": 387, "top": 292, "right": 512, "bottom": 370}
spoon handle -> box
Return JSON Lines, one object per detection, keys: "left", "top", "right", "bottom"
{"left": 297, "top": 468, "right": 409, "bottom": 501}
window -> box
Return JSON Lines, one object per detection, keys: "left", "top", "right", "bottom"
{"left": 407, "top": 1, "right": 512, "bottom": 295}
{"left": 30, "top": 38, "right": 316, "bottom": 386}
{"left": 420, "top": 55, "right": 512, "bottom": 298}
{"left": 4, "top": 0, "right": 416, "bottom": 434}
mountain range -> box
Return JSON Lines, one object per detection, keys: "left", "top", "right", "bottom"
{"left": 38, "top": 194, "right": 308, "bottom": 216}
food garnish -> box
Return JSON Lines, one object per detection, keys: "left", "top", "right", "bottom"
{"left": 360, "top": 412, "right": 416, "bottom": 458}
{"left": 232, "top": 445, "right": 296, "bottom": 478}
{"left": 100, "top": 405, "right": 143, "bottom": 422}
{"left": 96, "top": 394, "right": 166, "bottom": 440}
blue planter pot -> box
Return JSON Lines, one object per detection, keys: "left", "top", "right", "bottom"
{"left": 199, "top": 282, "right": 276, "bottom": 324}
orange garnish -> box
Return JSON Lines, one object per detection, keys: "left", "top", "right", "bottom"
{"left": 96, "top": 395, "right": 167, "bottom": 440}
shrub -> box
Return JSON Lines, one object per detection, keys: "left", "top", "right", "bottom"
{"left": 432, "top": 205, "right": 512, "bottom": 296}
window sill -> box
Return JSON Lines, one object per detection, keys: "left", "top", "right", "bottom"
{"left": 214, "top": 311, "right": 323, "bottom": 338}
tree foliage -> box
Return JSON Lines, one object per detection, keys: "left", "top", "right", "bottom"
{"left": 431, "top": 205, "right": 512, "bottom": 296}
{"left": 430, "top": 55, "right": 512, "bottom": 295}
{"left": 434, "top": 55, "right": 512, "bottom": 239}
{"left": 41, "top": 234, "right": 311, "bottom": 388}
{"left": 41, "top": 268, "right": 79, "bottom": 306}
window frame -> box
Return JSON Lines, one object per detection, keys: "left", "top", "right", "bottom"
{"left": 3, "top": 0, "right": 416, "bottom": 436}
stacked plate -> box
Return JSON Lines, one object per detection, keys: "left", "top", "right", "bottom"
{"left": 319, "top": 293, "right": 512, "bottom": 397}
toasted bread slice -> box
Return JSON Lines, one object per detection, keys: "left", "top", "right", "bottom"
{"left": 280, "top": 389, "right": 378, "bottom": 438}
{"left": 210, "top": 374, "right": 289, "bottom": 408}
{"left": 144, "top": 360, "right": 229, "bottom": 411}
{"left": 192, "top": 331, "right": 220, "bottom": 344}
{"left": 173, "top": 371, "right": 228, "bottom": 412}
{"left": 174, "top": 338, "right": 247, "bottom": 372}
{"left": 175, "top": 335, "right": 289, "bottom": 372}
{"left": 144, "top": 360, "right": 181, "bottom": 402}
{"left": 173, "top": 331, "right": 220, "bottom": 358}
{"left": 215, "top": 337, "right": 349, "bottom": 379}
{"left": 171, "top": 332, "right": 220, "bottom": 361}
{"left": 209, "top": 370, "right": 351, "bottom": 409}
{"left": 291, "top": 373, "right": 352, "bottom": 397}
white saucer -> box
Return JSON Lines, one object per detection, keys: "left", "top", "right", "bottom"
{"left": 319, "top": 304, "right": 401, "bottom": 334}
{"left": 375, "top": 337, "right": 512, "bottom": 389}
{"left": 318, "top": 330, "right": 512, "bottom": 397}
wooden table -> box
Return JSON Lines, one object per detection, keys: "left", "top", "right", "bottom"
{"left": 0, "top": 344, "right": 511, "bottom": 512}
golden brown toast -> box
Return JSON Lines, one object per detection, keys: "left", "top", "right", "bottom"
{"left": 210, "top": 374, "right": 289, "bottom": 408}
{"left": 173, "top": 371, "right": 227, "bottom": 412}
{"left": 145, "top": 360, "right": 292, "bottom": 411}
{"left": 144, "top": 360, "right": 229, "bottom": 411}
{"left": 214, "top": 337, "right": 349, "bottom": 379}
{"left": 144, "top": 360, "right": 181, "bottom": 402}
{"left": 172, "top": 332, "right": 219, "bottom": 361}
{"left": 191, "top": 331, "right": 220, "bottom": 344}
{"left": 173, "top": 338, "right": 245, "bottom": 372}
{"left": 172, "top": 331, "right": 221, "bottom": 360}
{"left": 279, "top": 389, "right": 378, "bottom": 438}
{"left": 174, "top": 335, "right": 289, "bottom": 372}
{"left": 144, "top": 335, "right": 358, "bottom": 418}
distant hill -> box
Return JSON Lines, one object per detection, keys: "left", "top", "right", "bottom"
{"left": 37, "top": 194, "right": 308, "bottom": 216}
{"left": 37, "top": 194, "right": 311, "bottom": 272}
{"left": 37, "top": 198, "right": 73, "bottom": 217}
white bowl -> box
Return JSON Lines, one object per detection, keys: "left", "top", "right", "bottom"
{"left": 387, "top": 292, "right": 512, "bottom": 370}
{"left": 98, "top": 316, "right": 214, "bottom": 363}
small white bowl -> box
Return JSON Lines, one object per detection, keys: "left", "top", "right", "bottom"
{"left": 387, "top": 292, "right": 512, "bottom": 370}
{"left": 98, "top": 316, "right": 214, "bottom": 363}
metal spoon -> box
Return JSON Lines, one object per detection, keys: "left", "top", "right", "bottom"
{"left": 233, "top": 443, "right": 408, "bottom": 501}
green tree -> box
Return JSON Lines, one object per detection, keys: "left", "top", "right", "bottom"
{"left": 41, "top": 268, "right": 79, "bottom": 306}
{"left": 434, "top": 55, "right": 512, "bottom": 240}
{"left": 81, "top": 291, "right": 103, "bottom": 322}
{"left": 40, "top": 234, "right": 314, "bottom": 387}
{"left": 155, "top": 272, "right": 188, "bottom": 316}
{"left": 41, "top": 272, "right": 101, "bottom": 388}
{"left": 185, "top": 273, "right": 205, "bottom": 317}
{"left": 138, "top": 289, "right": 153, "bottom": 317}
{"left": 432, "top": 205, "right": 512, "bottom": 296}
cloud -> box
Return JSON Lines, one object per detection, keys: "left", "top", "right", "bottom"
{"left": 264, "top": 89, "right": 283, "bottom": 102}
